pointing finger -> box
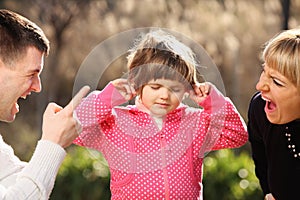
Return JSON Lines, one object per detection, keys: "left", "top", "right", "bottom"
{"left": 65, "top": 85, "right": 90, "bottom": 112}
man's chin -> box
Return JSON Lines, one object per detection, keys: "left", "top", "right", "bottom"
{"left": 2, "top": 118, "right": 16, "bottom": 123}
{"left": 0, "top": 114, "right": 16, "bottom": 123}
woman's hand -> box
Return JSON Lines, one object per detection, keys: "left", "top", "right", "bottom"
{"left": 112, "top": 78, "right": 136, "bottom": 101}
{"left": 265, "top": 193, "right": 275, "bottom": 200}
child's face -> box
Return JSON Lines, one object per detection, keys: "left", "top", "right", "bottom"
{"left": 141, "top": 79, "right": 186, "bottom": 116}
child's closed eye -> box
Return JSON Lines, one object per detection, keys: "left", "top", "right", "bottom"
{"left": 148, "top": 84, "right": 161, "bottom": 90}
{"left": 171, "top": 87, "right": 183, "bottom": 93}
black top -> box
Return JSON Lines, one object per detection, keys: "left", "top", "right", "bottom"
{"left": 248, "top": 92, "right": 300, "bottom": 200}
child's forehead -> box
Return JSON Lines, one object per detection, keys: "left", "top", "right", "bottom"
{"left": 147, "top": 79, "right": 185, "bottom": 87}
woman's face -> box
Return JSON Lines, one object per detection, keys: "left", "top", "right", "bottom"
{"left": 256, "top": 64, "right": 300, "bottom": 124}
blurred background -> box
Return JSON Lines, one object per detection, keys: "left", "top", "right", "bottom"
{"left": 0, "top": 0, "right": 299, "bottom": 199}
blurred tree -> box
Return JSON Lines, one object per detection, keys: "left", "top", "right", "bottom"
{"left": 27, "top": 0, "right": 93, "bottom": 101}
{"left": 1, "top": 0, "right": 300, "bottom": 199}
{"left": 281, "top": 0, "right": 290, "bottom": 29}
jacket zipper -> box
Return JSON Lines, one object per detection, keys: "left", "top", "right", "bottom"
{"left": 160, "top": 132, "right": 170, "bottom": 200}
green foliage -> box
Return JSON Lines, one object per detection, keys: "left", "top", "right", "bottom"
{"left": 203, "top": 149, "right": 264, "bottom": 200}
{"left": 50, "top": 146, "right": 111, "bottom": 200}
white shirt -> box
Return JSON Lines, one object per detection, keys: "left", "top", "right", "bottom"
{"left": 0, "top": 135, "right": 66, "bottom": 200}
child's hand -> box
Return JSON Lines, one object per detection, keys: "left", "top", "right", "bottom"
{"left": 112, "top": 78, "right": 136, "bottom": 100}
{"left": 189, "top": 82, "right": 211, "bottom": 103}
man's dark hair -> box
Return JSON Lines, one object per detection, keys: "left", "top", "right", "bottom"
{"left": 0, "top": 9, "right": 49, "bottom": 66}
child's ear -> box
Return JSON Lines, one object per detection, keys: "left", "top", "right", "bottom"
{"left": 135, "top": 84, "right": 147, "bottom": 98}
{"left": 136, "top": 87, "right": 142, "bottom": 96}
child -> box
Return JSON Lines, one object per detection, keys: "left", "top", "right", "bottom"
{"left": 74, "top": 30, "right": 248, "bottom": 199}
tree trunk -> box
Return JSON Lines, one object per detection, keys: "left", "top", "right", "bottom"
{"left": 281, "top": 0, "right": 290, "bottom": 30}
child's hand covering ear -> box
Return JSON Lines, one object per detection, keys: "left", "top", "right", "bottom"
{"left": 112, "top": 78, "right": 136, "bottom": 101}
{"left": 188, "top": 82, "right": 211, "bottom": 103}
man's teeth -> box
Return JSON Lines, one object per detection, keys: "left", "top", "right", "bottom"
{"left": 20, "top": 96, "right": 26, "bottom": 99}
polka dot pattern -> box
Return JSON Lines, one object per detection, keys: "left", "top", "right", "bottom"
{"left": 73, "top": 83, "right": 248, "bottom": 199}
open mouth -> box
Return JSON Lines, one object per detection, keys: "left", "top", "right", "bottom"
{"left": 262, "top": 96, "right": 276, "bottom": 112}
{"left": 14, "top": 94, "right": 29, "bottom": 113}
{"left": 12, "top": 101, "right": 20, "bottom": 115}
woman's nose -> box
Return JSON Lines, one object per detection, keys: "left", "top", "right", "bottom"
{"left": 256, "top": 73, "right": 269, "bottom": 92}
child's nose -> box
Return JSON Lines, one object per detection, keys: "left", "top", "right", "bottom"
{"left": 159, "top": 87, "right": 170, "bottom": 99}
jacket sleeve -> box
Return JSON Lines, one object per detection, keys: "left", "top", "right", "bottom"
{"left": 247, "top": 92, "right": 270, "bottom": 195}
{"left": 0, "top": 138, "right": 65, "bottom": 200}
{"left": 198, "top": 85, "right": 248, "bottom": 155}
{"left": 73, "top": 82, "right": 127, "bottom": 149}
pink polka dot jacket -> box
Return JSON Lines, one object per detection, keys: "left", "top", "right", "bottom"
{"left": 73, "top": 82, "right": 248, "bottom": 200}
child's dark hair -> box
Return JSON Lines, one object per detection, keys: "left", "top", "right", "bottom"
{"left": 127, "top": 30, "right": 198, "bottom": 90}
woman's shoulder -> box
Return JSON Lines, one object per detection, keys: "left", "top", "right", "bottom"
{"left": 248, "top": 92, "right": 271, "bottom": 129}
{"left": 248, "top": 92, "right": 266, "bottom": 116}
{"left": 249, "top": 92, "right": 264, "bottom": 107}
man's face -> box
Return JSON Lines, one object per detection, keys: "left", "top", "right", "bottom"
{"left": 0, "top": 46, "right": 44, "bottom": 122}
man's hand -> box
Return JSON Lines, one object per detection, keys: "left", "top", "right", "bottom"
{"left": 41, "top": 86, "right": 90, "bottom": 148}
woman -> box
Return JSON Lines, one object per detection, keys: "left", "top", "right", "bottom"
{"left": 248, "top": 28, "right": 300, "bottom": 200}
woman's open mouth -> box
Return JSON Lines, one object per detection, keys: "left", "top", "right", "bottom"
{"left": 262, "top": 96, "right": 276, "bottom": 113}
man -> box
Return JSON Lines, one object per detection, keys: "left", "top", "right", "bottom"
{"left": 0, "top": 9, "right": 89, "bottom": 199}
